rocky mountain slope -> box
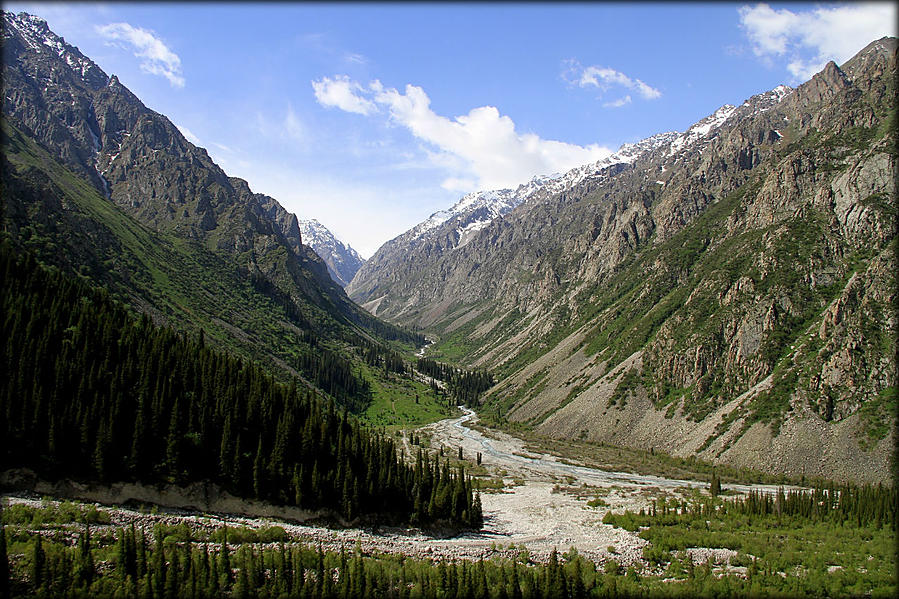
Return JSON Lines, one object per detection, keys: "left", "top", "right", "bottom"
{"left": 299, "top": 218, "right": 364, "bottom": 287}
{"left": 1, "top": 11, "right": 419, "bottom": 388}
{"left": 347, "top": 131, "right": 680, "bottom": 313}
{"left": 351, "top": 38, "right": 897, "bottom": 483}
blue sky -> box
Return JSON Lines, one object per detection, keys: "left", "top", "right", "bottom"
{"left": 5, "top": 2, "right": 896, "bottom": 257}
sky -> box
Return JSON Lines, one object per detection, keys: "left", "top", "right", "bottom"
{"left": 5, "top": 2, "right": 896, "bottom": 257}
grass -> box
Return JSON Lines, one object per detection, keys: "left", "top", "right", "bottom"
{"left": 856, "top": 386, "right": 897, "bottom": 450}
{"left": 357, "top": 362, "right": 454, "bottom": 428}
{"left": 5, "top": 119, "right": 442, "bottom": 420}
{"left": 603, "top": 493, "right": 896, "bottom": 597}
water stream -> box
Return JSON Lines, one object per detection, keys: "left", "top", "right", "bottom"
{"left": 450, "top": 407, "right": 798, "bottom": 496}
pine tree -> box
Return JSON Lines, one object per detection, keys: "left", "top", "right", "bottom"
{"left": 220, "top": 526, "right": 233, "bottom": 588}
{"left": 165, "top": 543, "right": 180, "bottom": 599}
{"left": 510, "top": 561, "right": 522, "bottom": 599}
{"left": 235, "top": 547, "right": 250, "bottom": 599}
{"left": 253, "top": 436, "right": 265, "bottom": 500}
{"left": 30, "top": 534, "right": 45, "bottom": 592}
{"left": 0, "top": 524, "right": 8, "bottom": 599}
{"left": 0, "top": 244, "right": 488, "bottom": 531}
{"left": 116, "top": 528, "right": 128, "bottom": 582}
{"left": 137, "top": 527, "right": 148, "bottom": 580}
{"left": 571, "top": 556, "right": 586, "bottom": 599}
{"left": 75, "top": 524, "right": 94, "bottom": 589}
{"left": 152, "top": 526, "right": 166, "bottom": 596}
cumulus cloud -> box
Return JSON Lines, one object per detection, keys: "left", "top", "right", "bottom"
{"left": 563, "top": 61, "right": 662, "bottom": 101}
{"left": 739, "top": 2, "right": 897, "bottom": 81}
{"left": 96, "top": 22, "right": 185, "bottom": 87}
{"left": 312, "top": 75, "right": 376, "bottom": 115}
{"left": 312, "top": 77, "right": 613, "bottom": 191}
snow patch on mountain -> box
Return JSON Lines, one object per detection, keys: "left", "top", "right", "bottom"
{"left": 3, "top": 12, "right": 108, "bottom": 87}
{"left": 668, "top": 104, "right": 736, "bottom": 155}
{"left": 407, "top": 130, "right": 681, "bottom": 250}
{"left": 298, "top": 219, "right": 365, "bottom": 287}
{"left": 396, "top": 79, "right": 794, "bottom": 257}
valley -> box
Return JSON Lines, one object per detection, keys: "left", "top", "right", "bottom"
{"left": 0, "top": 408, "right": 819, "bottom": 566}
{"left": 5, "top": 408, "right": 894, "bottom": 597}
{"left": 1, "top": 6, "right": 896, "bottom": 598}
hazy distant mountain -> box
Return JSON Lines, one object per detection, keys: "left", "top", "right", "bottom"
{"left": 299, "top": 219, "right": 364, "bottom": 287}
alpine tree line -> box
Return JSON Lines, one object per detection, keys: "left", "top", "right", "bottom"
{"left": 353, "top": 341, "right": 495, "bottom": 407}
{"left": 416, "top": 358, "right": 495, "bottom": 406}
{"left": 0, "top": 242, "right": 481, "bottom": 528}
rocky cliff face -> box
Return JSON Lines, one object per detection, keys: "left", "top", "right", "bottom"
{"left": 1, "top": 10, "right": 367, "bottom": 330}
{"left": 299, "top": 219, "right": 364, "bottom": 287}
{"left": 351, "top": 38, "right": 897, "bottom": 483}
{"left": 347, "top": 132, "right": 680, "bottom": 317}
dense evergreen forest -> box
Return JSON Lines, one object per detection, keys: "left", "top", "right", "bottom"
{"left": 416, "top": 358, "right": 494, "bottom": 406}
{"left": 0, "top": 241, "right": 482, "bottom": 528}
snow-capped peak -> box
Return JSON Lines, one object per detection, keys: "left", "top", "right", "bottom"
{"left": 398, "top": 80, "right": 795, "bottom": 250}
{"left": 665, "top": 85, "right": 793, "bottom": 157}
{"left": 740, "top": 84, "right": 793, "bottom": 113}
{"left": 298, "top": 219, "right": 359, "bottom": 257}
{"left": 297, "top": 218, "right": 364, "bottom": 287}
{"left": 667, "top": 104, "right": 737, "bottom": 155}
{"left": 3, "top": 11, "right": 108, "bottom": 86}
{"left": 408, "top": 130, "right": 682, "bottom": 245}
{"left": 410, "top": 188, "right": 514, "bottom": 240}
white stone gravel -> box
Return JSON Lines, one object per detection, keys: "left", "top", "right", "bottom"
{"left": 3, "top": 409, "right": 782, "bottom": 569}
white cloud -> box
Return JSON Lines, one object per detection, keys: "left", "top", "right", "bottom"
{"left": 344, "top": 52, "right": 368, "bottom": 65}
{"left": 221, "top": 157, "right": 448, "bottom": 258}
{"left": 604, "top": 95, "right": 632, "bottom": 108}
{"left": 441, "top": 177, "right": 479, "bottom": 193}
{"left": 96, "top": 22, "right": 185, "bottom": 88}
{"left": 739, "top": 2, "right": 897, "bottom": 81}
{"left": 175, "top": 124, "right": 200, "bottom": 145}
{"left": 285, "top": 103, "right": 305, "bottom": 141}
{"left": 312, "top": 76, "right": 613, "bottom": 191}
{"left": 312, "top": 75, "right": 376, "bottom": 115}
{"left": 564, "top": 61, "right": 662, "bottom": 101}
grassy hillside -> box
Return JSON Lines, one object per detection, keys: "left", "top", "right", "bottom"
{"left": 2, "top": 119, "right": 442, "bottom": 422}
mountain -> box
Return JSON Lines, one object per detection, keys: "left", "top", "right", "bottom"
{"left": 350, "top": 38, "right": 897, "bottom": 484}
{"left": 347, "top": 131, "right": 681, "bottom": 314}
{"left": 298, "top": 218, "right": 364, "bottom": 287}
{"left": 1, "top": 241, "right": 480, "bottom": 528}
{"left": 1, "top": 11, "right": 421, "bottom": 404}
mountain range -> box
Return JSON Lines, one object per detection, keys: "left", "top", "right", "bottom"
{"left": 348, "top": 37, "right": 897, "bottom": 484}
{"left": 1, "top": 10, "right": 419, "bottom": 405}
{"left": 2, "top": 10, "right": 894, "bottom": 485}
